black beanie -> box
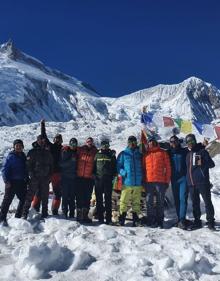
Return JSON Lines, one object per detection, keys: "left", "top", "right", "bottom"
{"left": 128, "top": 136, "right": 137, "bottom": 142}
{"left": 13, "top": 139, "right": 24, "bottom": 148}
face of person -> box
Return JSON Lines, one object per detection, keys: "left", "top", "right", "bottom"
{"left": 70, "top": 142, "right": 77, "bottom": 150}
{"left": 86, "top": 139, "right": 93, "bottom": 148}
{"left": 148, "top": 140, "right": 157, "bottom": 149}
{"left": 14, "top": 143, "right": 23, "bottom": 153}
{"left": 186, "top": 138, "right": 196, "bottom": 150}
{"left": 101, "top": 142, "right": 110, "bottom": 150}
{"left": 128, "top": 140, "right": 137, "bottom": 149}
{"left": 170, "top": 138, "right": 179, "bottom": 148}
{"left": 37, "top": 138, "right": 46, "bottom": 147}
{"left": 54, "top": 136, "right": 63, "bottom": 145}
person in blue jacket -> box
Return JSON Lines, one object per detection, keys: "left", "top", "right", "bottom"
{"left": 117, "top": 136, "right": 143, "bottom": 226}
{"left": 0, "top": 139, "right": 27, "bottom": 225}
{"left": 169, "top": 135, "right": 188, "bottom": 229}
{"left": 185, "top": 134, "right": 215, "bottom": 230}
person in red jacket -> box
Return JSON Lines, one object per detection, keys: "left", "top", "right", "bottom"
{"left": 76, "top": 137, "right": 97, "bottom": 223}
{"left": 143, "top": 137, "right": 171, "bottom": 228}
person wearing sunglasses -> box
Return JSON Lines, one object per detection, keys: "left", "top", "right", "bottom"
{"left": 185, "top": 134, "right": 215, "bottom": 230}
{"left": 59, "top": 138, "right": 78, "bottom": 219}
{"left": 76, "top": 137, "right": 98, "bottom": 223}
{"left": 117, "top": 136, "right": 143, "bottom": 226}
{"left": 93, "top": 139, "right": 117, "bottom": 224}
{"left": 143, "top": 136, "right": 171, "bottom": 228}
{"left": 169, "top": 135, "right": 188, "bottom": 229}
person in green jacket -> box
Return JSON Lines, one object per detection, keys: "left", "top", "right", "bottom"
{"left": 93, "top": 139, "right": 117, "bottom": 224}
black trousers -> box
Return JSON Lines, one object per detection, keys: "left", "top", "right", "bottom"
{"left": 76, "top": 177, "right": 94, "bottom": 210}
{"left": 22, "top": 177, "right": 50, "bottom": 217}
{"left": 61, "top": 177, "right": 77, "bottom": 214}
{"left": 0, "top": 180, "right": 27, "bottom": 221}
{"left": 189, "top": 184, "right": 215, "bottom": 223}
{"left": 95, "top": 176, "right": 113, "bottom": 221}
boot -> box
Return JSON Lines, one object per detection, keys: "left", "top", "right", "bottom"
{"left": 76, "top": 208, "right": 83, "bottom": 222}
{"left": 119, "top": 212, "right": 126, "bottom": 226}
{"left": 132, "top": 212, "right": 140, "bottom": 227}
{"left": 82, "top": 208, "right": 92, "bottom": 223}
{"left": 69, "top": 210, "right": 75, "bottom": 219}
{"left": 207, "top": 221, "right": 216, "bottom": 231}
{"left": 177, "top": 219, "right": 187, "bottom": 230}
{"left": 189, "top": 219, "right": 202, "bottom": 230}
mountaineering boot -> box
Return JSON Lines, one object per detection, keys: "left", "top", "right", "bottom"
{"left": 0, "top": 218, "right": 8, "bottom": 227}
{"left": 41, "top": 210, "right": 48, "bottom": 219}
{"left": 119, "top": 212, "right": 127, "bottom": 226}
{"left": 69, "top": 211, "right": 75, "bottom": 219}
{"left": 52, "top": 209, "right": 59, "bottom": 216}
{"left": 207, "top": 221, "right": 216, "bottom": 231}
{"left": 177, "top": 220, "right": 187, "bottom": 230}
{"left": 132, "top": 212, "right": 140, "bottom": 227}
{"left": 189, "top": 220, "right": 202, "bottom": 230}
{"left": 76, "top": 208, "right": 83, "bottom": 222}
{"left": 82, "top": 208, "right": 92, "bottom": 223}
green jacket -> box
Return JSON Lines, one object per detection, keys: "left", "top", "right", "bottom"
{"left": 94, "top": 149, "right": 117, "bottom": 178}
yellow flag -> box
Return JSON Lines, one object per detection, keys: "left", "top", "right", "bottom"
{"left": 180, "top": 120, "right": 192, "bottom": 134}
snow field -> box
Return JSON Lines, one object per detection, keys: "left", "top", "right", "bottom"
{"left": 0, "top": 123, "right": 220, "bottom": 280}
{"left": 1, "top": 215, "right": 220, "bottom": 281}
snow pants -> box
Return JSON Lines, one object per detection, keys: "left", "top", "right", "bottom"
{"left": 145, "top": 183, "right": 167, "bottom": 224}
{"left": 0, "top": 180, "right": 27, "bottom": 221}
{"left": 95, "top": 176, "right": 113, "bottom": 222}
{"left": 76, "top": 177, "right": 94, "bottom": 210}
{"left": 189, "top": 184, "right": 215, "bottom": 223}
{"left": 61, "top": 176, "right": 77, "bottom": 216}
{"left": 51, "top": 173, "right": 62, "bottom": 213}
{"left": 119, "top": 186, "right": 142, "bottom": 214}
{"left": 171, "top": 176, "right": 188, "bottom": 221}
{"left": 22, "top": 177, "right": 50, "bottom": 218}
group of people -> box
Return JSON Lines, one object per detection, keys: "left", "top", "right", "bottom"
{"left": 0, "top": 120, "right": 216, "bottom": 230}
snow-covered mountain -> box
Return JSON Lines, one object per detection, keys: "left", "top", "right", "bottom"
{"left": 1, "top": 41, "right": 220, "bottom": 126}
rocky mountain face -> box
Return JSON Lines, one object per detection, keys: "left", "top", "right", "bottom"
{"left": 0, "top": 41, "right": 220, "bottom": 126}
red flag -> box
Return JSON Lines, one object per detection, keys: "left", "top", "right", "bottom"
{"left": 214, "top": 126, "right": 220, "bottom": 140}
{"left": 163, "top": 117, "right": 175, "bottom": 127}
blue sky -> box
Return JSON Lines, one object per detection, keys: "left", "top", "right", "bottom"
{"left": 0, "top": 0, "right": 220, "bottom": 97}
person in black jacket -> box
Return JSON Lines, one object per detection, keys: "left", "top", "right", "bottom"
{"left": 40, "top": 119, "right": 63, "bottom": 215}
{"left": 60, "top": 138, "right": 78, "bottom": 218}
{"left": 0, "top": 139, "right": 27, "bottom": 225}
{"left": 94, "top": 139, "right": 117, "bottom": 224}
{"left": 169, "top": 135, "right": 188, "bottom": 229}
{"left": 185, "top": 134, "right": 215, "bottom": 230}
{"left": 22, "top": 135, "right": 53, "bottom": 219}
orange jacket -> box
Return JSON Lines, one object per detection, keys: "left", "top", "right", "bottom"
{"left": 77, "top": 145, "right": 97, "bottom": 179}
{"left": 143, "top": 146, "right": 171, "bottom": 184}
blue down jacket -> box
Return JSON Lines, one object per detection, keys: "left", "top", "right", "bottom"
{"left": 117, "top": 147, "right": 142, "bottom": 186}
{"left": 2, "top": 151, "right": 27, "bottom": 183}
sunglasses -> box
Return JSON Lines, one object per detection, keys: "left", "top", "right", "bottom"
{"left": 170, "top": 140, "right": 178, "bottom": 143}
{"left": 102, "top": 143, "right": 110, "bottom": 147}
{"left": 128, "top": 140, "right": 137, "bottom": 144}
{"left": 186, "top": 139, "right": 196, "bottom": 144}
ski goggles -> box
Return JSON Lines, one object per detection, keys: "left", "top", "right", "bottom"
{"left": 186, "top": 139, "right": 196, "bottom": 144}
{"left": 101, "top": 143, "right": 110, "bottom": 148}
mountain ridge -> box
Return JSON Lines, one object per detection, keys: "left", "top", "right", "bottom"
{"left": 0, "top": 41, "right": 220, "bottom": 126}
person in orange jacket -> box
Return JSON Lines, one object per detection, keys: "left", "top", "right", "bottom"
{"left": 76, "top": 137, "right": 97, "bottom": 223}
{"left": 143, "top": 136, "right": 171, "bottom": 228}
